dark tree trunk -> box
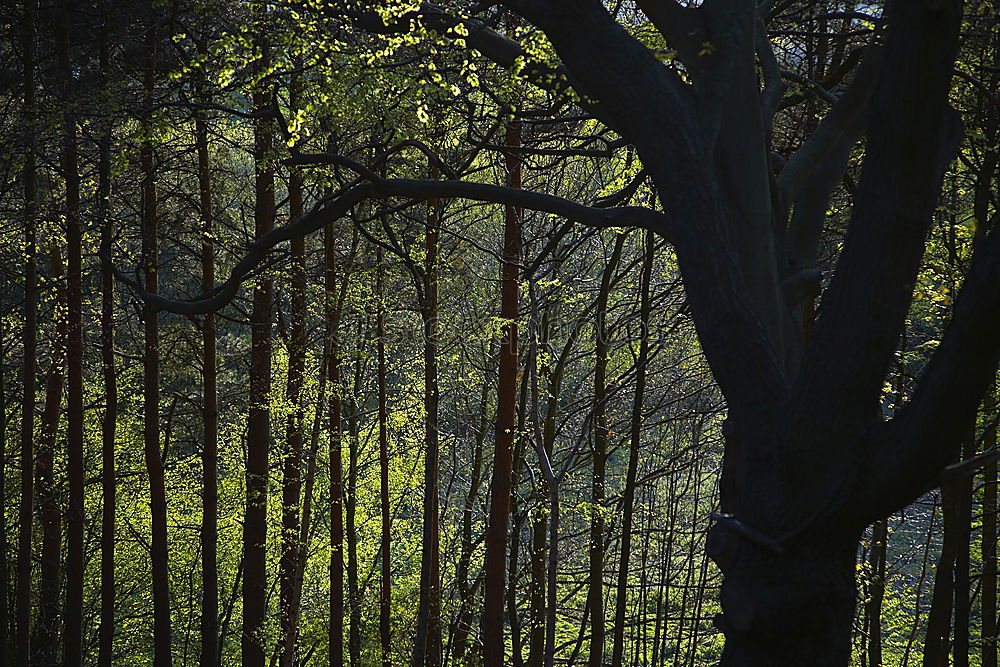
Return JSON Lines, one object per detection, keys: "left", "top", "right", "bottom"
{"left": 483, "top": 119, "right": 522, "bottom": 667}
{"left": 326, "top": 223, "right": 344, "bottom": 667}
{"left": 866, "top": 520, "right": 887, "bottom": 667}
{"left": 243, "top": 29, "right": 275, "bottom": 665}
{"left": 140, "top": 12, "right": 171, "bottom": 664}
{"left": 346, "top": 352, "right": 362, "bottom": 667}
{"left": 15, "top": 1, "right": 37, "bottom": 663}
{"left": 610, "top": 231, "right": 652, "bottom": 667}
{"left": 196, "top": 54, "right": 219, "bottom": 667}
{"left": 453, "top": 342, "right": 492, "bottom": 665}
{"left": 413, "top": 173, "right": 442, "bottom": 667}
{"left": 97, "top": 14, "right": 116, "bottom": 667}
{"left": 279, "top": 76, "right": 306, "bottom": 667}
{"left": 56, "top": 4, "right": 84, "bottom": 662}
{"left": 376, "top": 246, "right": 393, "bottom": 667}
{"left": 32, "top": 246, "right": 66, "bottom": 666}
{"left": 985, "top": 383, "right": 999, "bottom": 667}
{"left": 587, "top": 233, "right": 625, "bottom": 667}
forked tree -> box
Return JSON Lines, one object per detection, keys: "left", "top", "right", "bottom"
{"left": 138, "top": 0, "right": 1000, "bottom": 664}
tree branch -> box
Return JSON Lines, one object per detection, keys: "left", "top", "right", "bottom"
{"left": 113, "top": 178, "right": 668, "bottom": 315}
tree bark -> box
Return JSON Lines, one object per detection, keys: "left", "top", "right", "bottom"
{"left": 280, "top": 75, "right": 306, "bottom": 667}
{"left": 196, "top": 50, "right": 220, "bottom": 667}
{"left": 15, "top": 1, "right": 37, "bottom": 663}
{"left": 327, "top": 223, "right": 344, "bottom": 667}
{"left": 413, "top": 166, "right": 442, "bottom": 667}
{"left": 610, "top": 231, "right": 652, "bottom": 667}
{"left": 141, "top": 11, "right": 171, "bottom": 664}
{"left": 483, "top": 118, "right": 522, "bottom": 667}
{"left": 97, "top": 13, "right": 117, "bottom": 667}
{"left": 377, "top": 246, "right": 393, "bottom": 667}
{"left": 56, "top": 3, "right": 85, "bottom": 661}
{"left": 243, "top": 21, "right": 275, "bottom": 663}
{"left": 985, "top": 383, "right": 998, "bottom": 667}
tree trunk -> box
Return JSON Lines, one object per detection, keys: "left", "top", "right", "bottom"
{"left": 244, "top": 27, "right": 275, "bottom": 662}
{"left": 141, "top": 12, "right": 171, "bottom": 663}
{"left": 866, "top": 519, "right": 887, "bottom": 667}
{"left": 610, "top": 231, "right": 652, "bottom": 667}
{"left": 377, "top": 246, "right": 392, "bottom": 667}
{"left": 56, "top": 4, "right": 85, "bottom": 662}
{"left": 413, "top": 168, "right": 442, "bottom": 667}
{"left": 327, "top": 222, "right": 344, "bottom": 667}
{"left": 985, "top": 382, "right": 998, "bottom": 667}
{"left": 32, "top": 245, "right": 66, "bottom": 666}
{"left": 280, "top": 75, "right": 306, "bottom": 667}
{"left": 196, "top": 51, "right": 220, "bottom": 667}
{"left": 483, "top": 118, "right": 522, "bottom": 667}
{"left": 16, "top": 0, "right": 37, "bottom": 660}
{"left": 346, "top": 351, "right": 362, "bottom": 667}
{"left": 97, "top": 14, "right": 117, "bottom": 667}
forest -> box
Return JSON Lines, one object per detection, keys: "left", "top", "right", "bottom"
{"left": 1, "top": 0, "right": 1000, "bottom": 665}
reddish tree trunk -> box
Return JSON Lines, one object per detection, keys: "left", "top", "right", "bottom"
{"left": 483, "top": 119, "right": 522, "bottom": 667}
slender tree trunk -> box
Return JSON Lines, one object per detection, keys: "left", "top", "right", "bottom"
{"left": 413, "top": 168, "right": 442, "bottom": 667}
{"left": 97, "top": 14, "right": 116, "bottom": 667}
{"left": 453, "top": 343, "right": 493, "bottom": 665}
{"left": 196, "top": 52, "right": 219, "bottom": 667}
{"left": 924, "top": 483, "right": 959, "bottom": 667}
{"left": 984, "top": 382, "right": 998, "bottom": 667}
{"left": 610, "top": 232, "right": 652, "bottom": 667}
{"left": 346, "top": 351, "right": 362, "bottom": 667}
{"left": 32, "top": 245, "right": 66, "bottom": 666}
{"left": 327, "top": 223, "right": 344, "bottom": 667}
{"left": 866, "top": 519, "right": 887, "bottom": 667}
{"left": 588, "top": 233, "right": 627, "bottom": 667}
{"left": 56, "top": 4, "right": 85, "bottom": 662}
{"left": 140, "top": 12, "right": 171, "bottom": 664}
{"left": 15, "top": 1, "right": 37, "bottom": 663}
{"left": 280, "top": 76, "right": 306, "bottom": 667}
{"left": 243, "top": 24, "right": 274, "bottom": 665}
{"left": 0, "top": 322, "right": 7, "bottom": 666}
{"left": 953, "top": 427, "right": 975, "bottom": 667}
{"left": 377, "top": 247, "right": 392, "bottom": 667}
{"left": 483, "top": 117, "right": 522, "bottom": 667}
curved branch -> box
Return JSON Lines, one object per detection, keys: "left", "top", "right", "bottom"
{"left": 113, "top": 178, "right": 669, "bottom": 315}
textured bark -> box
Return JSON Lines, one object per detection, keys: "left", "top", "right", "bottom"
{"left": 15, "top": 1, "right": 37, "bottom": 663}
{"left": 346, "top": 354, "right": 362, "bottom": 667}
{"left": 243, "top": 27, "right": 274, "bottom": 664}
{"left": 196, "top": 54, "right": 219, "bottom": 667}
{"left": 483, "top": 120, "right": 522, "bottom": 667}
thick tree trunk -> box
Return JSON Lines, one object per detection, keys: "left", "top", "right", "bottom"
{"left": 483, "top": 119, "right": 522, "bottom": 667}
{"left": 196, "top": 58, "right": 220, "bottom": 667}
